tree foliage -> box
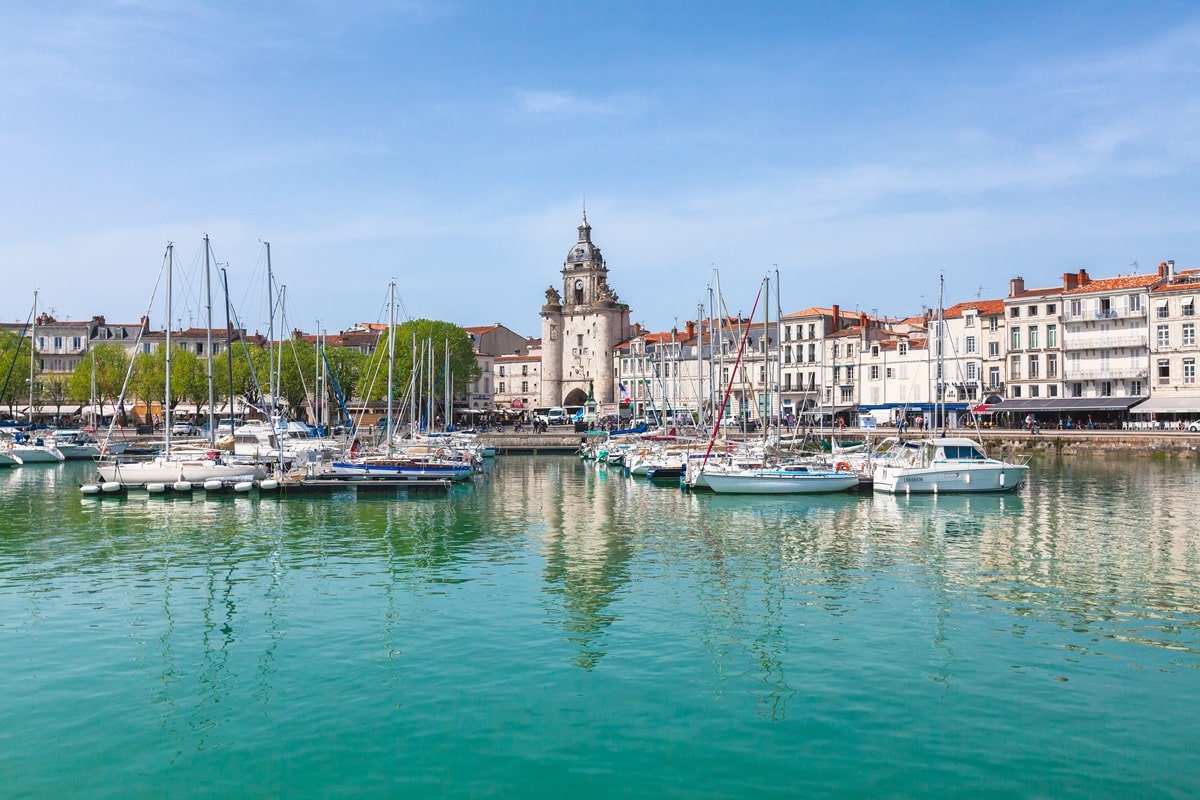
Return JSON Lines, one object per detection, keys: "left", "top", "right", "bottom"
{"left": 360, "top": 320, "right": 481, "bottom": 404}
{"left": 0, "top": 331, "right": 38, "bottom": 415}
{"left": 67, "top": 344, "right": 131, "bottom": 404}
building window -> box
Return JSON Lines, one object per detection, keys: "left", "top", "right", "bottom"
{"left": 1013, "top": 386, "right": 1022, "bottom": 398}
{"left": 1030, "top": 385, "right": 1040, "bottom": 397}
{"left": 1128, "top": 294, "right": 1142, "bottom": 312}
{"left": 521, "top": 381, "right": 528, "bottom": 393}
{"left": 1047, "top": 324, "right": 1057, "bottom": 348}
{"left": 1010, "top": 355, "right": 1021, "bottom": 379}
{"left": 966, "top": 336, "right": 977, "bottom": 354}
{"left": 988, "top": 341, "right": 1000, "bottom": 357}
{"left": 808, "top": 324, "right": 815, "bottom": 339}
{"left": 1184, "top": 322, "right": 1195, "bottom": 347}
{"left": 499, "top": 381, "right": 505, "bottom": 393}
{"left": 1185, "top": 358, "right": 1196, "bottom": 384}
{"left": 1071, "top": 299, "right": 1083, "bottom": 317}
{"left": 1157, "top": 303, "right": 1169, "bottom": 319}
{"left": 1011, "top": 328, "right": 1021, "bottom": 350}
{"left": 1047, "top": 353, "right": 1058, "bottom": 378}
{"left": 1029, "top": 355, "right": 1039, "bottom": 379}
{"left": 1158, "top": 359, "right": 1170, "bottom": 385}
{"left": 1046, "top": 304, "right": 1057, "bottom": 314}
{"left": 966, "top": 362, "right": 977, "bottom": 380}
{"left": 784, "top": 345, "right": 792, "bottom": 364}
{"left": 989, "top": 367, "right": 1000, "bottom": 387}
{"left": 522, "top": 365, "right": 528, "bottom": 376}
{"left": 989, "top": 317, "right": 998, "bottom": 332}
{"left": 870, "top": 365, "right": 880, "bottom": 380}
{"left": 1184, "top": 298, "right": 1196, "bottom": 317}
{"left": 1100, "top": 381, "right": 1112, "bottom": 396}
{"left": 1049, "top": 384, "right": 1058, "bottom": 396}
{"left": 898, "top": 342, "right": 908, "bottom": 356}
{"left": 1029, "top": 306, "right": 1038, "bottom": 316}
{"left": 965, "top": 314, "right": 975, "bottom": 328}
{"left": 1028, "top": 326, "right": 1038, "bottom": 349}
{"left": 1010, "top": 307, "right": 1020, "bottom": 318}
{"left": 499, "top": 366, "right": 505, "bottom": 376}
{"left": 1157, "top": 325, "right": 1170, "bottom": 348}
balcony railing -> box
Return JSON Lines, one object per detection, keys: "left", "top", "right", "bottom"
{"left": 1062, "top": 366, "right": 1148, "bottom": 380}
{"left": 1063, "top": 334, "right": 1147, "bottom": 350}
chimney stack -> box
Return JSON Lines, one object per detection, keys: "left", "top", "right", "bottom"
{"left": 1010, "top": 277, "right": 1025, "bottom": 297}
{"left": 832, "top": 304, "right": 840, "bottom": 331}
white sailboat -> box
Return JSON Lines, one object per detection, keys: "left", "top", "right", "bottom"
{"left": 90, "top": 241, "right": 266, "bottom": 491}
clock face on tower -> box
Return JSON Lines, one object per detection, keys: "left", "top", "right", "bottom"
{"left": 575, "top": 280, "right": 583, "bottom": 289}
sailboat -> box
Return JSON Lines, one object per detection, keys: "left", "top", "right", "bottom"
{"left": 327, "top": 283, "right": 473, "bottom": 482}
{"left": 872, "top": 277, "right": 1030, "bottom": 494}
{"left": 0, "top": 292, "right": 66, "bottom": 464}
{"left": 87, "top": 241, "right": 267, "bottom": 492}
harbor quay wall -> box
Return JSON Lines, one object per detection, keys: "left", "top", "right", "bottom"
{"left": 475, "top": 429, "right": 1200, "bottom": 458}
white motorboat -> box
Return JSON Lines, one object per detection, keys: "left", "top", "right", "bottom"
{"left": 1, "top": 431, "right": 65, "bottom": 463}
{"left": 871, "top": 436, "right": 1029, "bottom": 494}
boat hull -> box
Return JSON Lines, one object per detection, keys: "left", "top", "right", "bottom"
{"left": 703, "top": 469, "right": 859, "bottom": 494}
{"left": 872, "top": 463, "right": 1028, "bottom": 494}
{"left": 96, "top": 458, "right": 267, "bottom": 487}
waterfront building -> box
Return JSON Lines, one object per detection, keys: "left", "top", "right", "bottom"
{"left": 1138, "top": 262, "right": 1200, "bottom": 421}
{"left": 539, "top": 214, "right": 633, "bottom": 408}
{"left": 461, "top": 323, "right": 531, "bottom": 414}
{"left": 1002, "top": 277, "right": 1064, "bottom": 402}
{"left": 1061, "top": 268, "right": 1159, "bottom": 410}
{"left": 492, "top": 351, "right": 542, "bottom": 415}
{"left": 612, "top": 321, "right": 707, "bottom": 422}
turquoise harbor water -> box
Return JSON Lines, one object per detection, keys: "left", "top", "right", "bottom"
{"left": 2, "top": 456, "right": 1199, "bottom": 798}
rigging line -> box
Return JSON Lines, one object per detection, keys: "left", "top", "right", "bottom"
{"left": 700, "top": 278, "right": 766, "bottom": 471}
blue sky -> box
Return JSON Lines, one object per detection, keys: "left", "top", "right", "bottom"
{"left": 3, "top": 1, "right": 1199, "bottom": 337}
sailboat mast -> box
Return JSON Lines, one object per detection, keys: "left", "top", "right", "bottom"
{"left": 386, "top": 282, "right": 396, "bottom": 455}
{"left": 774, "top": 265, "right": 782, "bottom": 436}
{"left": 220, "top": 267, "right": 234, "bottom": 448}
{"left": 29, "top": 290, "right": 36, "bottom": 418}
{"left": 204, "top": 236, "right": 215, "bottom": 438}
{"left": 164, "top": 244, "right": 173, "bottom": 456}
{"left": 265, "top": 241, "right": 274, "bottom": 417}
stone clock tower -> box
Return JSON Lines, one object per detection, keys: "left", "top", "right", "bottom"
{"left": 540, "top": 214, "right": 632, "bottom": 408}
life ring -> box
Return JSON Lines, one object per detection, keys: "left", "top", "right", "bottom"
{"left": 835, "top": 461, "right": 851, "bottom": 473}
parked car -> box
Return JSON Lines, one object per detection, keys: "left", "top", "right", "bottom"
{"left": 171, "top": 421, "right": 197, "bottom": 436}
{"left": 1188, "top": 420, "right": 1200, "bottom": 432}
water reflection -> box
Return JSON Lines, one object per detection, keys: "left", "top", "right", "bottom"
{"left": 2, "top": 456, "right": 1200, "bottom": 752}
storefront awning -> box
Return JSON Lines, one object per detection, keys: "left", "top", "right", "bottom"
{"left": 987, "top": 397, "right": 1144, "bottom": 413}
{"left": 1129, "top": 395, "right": 1200, "bottom": 414}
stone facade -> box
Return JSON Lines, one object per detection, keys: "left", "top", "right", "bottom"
{"left": 539, "top": 214, "right": 631, "bottom": 407}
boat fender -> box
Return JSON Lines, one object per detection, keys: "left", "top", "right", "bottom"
{"left": 835, "top": 461, "right": 851, "bottom": 473}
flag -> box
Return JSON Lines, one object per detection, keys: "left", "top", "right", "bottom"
{"left": 618, "top": 382, "right": 631, "bottom": 406}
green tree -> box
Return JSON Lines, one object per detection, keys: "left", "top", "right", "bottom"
{"left": 128, "top": 345, "right": 206, "bottom": 415}
{"left": 0, "top": 331, "right": 38, "bottom": 418}
{"left": 360, "top": 319, "right": 481, "bottom": 409}
{"left": 324, "top": 346, "right": 368, "bottom": 416}
{"left": 67, "top": 344, "right": 132, "bottom": 407}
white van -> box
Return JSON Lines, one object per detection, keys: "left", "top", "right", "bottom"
{"left": 547, "top": 407, "right": 568, "bottom": 425}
